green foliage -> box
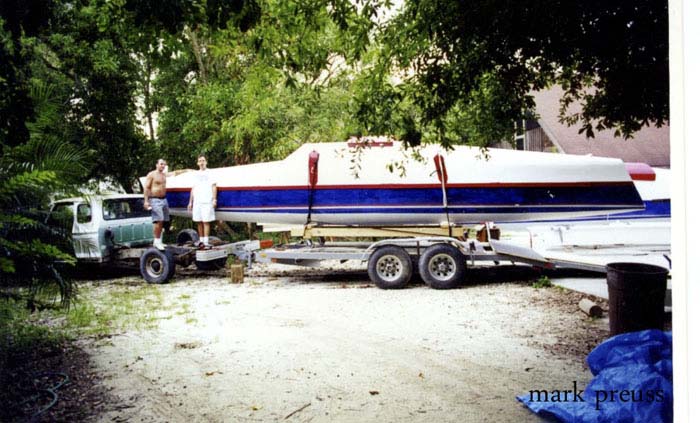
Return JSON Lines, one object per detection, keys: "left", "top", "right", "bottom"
{"left": 532, "top": 276, "right": 553, "bottom": 289}
{"left": 1, "top": 0, "right": 673, "bottom": 190}
{"left": 0, "top": 0, "right": 55, "bottom": 149}
{"left": 0, "top": 298, "right": 66, "bottom": 353}
{"left": 360, "top": 0, "right": 668, "bottom": 145}
{"left": 0, "top": 138, "right": 87, "bottom": 305}
{"left": 155, "top": 0, "right": 368, "bottom": 169}
{"left": 64, "top": 285, "right": 164, "bottom": 335}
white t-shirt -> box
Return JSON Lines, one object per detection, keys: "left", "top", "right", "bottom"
{"left": 192, "top": 170, "right": 215, "bottom": 204}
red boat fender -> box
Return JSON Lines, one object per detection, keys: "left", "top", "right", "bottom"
{"left": 433, "top": 154, "right": 448, "bottom": 183}
{"left": 308, "top": 150, "right": 320, "bottom": 187}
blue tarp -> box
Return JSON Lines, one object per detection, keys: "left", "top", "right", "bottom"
{"left": 517, "top": 330, "right": 672, "bottom": 422}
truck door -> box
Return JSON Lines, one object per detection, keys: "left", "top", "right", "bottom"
{"left": 73, "top": 201, "right": 101, "bottom": 260}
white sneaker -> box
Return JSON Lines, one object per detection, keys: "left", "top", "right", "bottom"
{"left": 154, "top": 239, "right": 165, "bottom": 251}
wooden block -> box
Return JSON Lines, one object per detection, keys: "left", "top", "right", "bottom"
{"left": 230, "top": 264, "right": 244, "bottom": 283}
{"left": 476, "top": 226, "right": 501, "bottom": 242}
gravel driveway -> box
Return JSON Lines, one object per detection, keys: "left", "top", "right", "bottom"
{"left": 80, "top": 263, "right": 609, "bottom": 422}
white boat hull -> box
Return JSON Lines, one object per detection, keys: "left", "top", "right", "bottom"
{"left": 166, "top": 141, "right": 645, "bottom": 226}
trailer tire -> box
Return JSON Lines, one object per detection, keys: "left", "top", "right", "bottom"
{"left": 368, "top": 246, "right": 412, "bottom": 289}
{"left": 140, "top": 247, "right": 175, "bottom": 284}
{"left": 176, "top": 229, "right": 199, "bottom": 245}
{"left": 418, "top": 244, "right": 466, "bottom": 289}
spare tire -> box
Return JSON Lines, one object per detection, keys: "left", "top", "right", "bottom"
{"left": 176, "top": 229, "right": 199, "bottom": 245}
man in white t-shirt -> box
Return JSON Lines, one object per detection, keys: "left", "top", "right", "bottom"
{"left": 187, "top": 154, "right": 217, "bottom": 248}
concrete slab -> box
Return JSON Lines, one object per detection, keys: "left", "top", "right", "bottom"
{"left": 551, "top": 276, "right": 672, "bottom": 310}
{"left": 552, "top": 277, "right": 610, "bottom": 299}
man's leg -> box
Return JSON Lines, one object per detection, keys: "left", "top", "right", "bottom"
{"left": 200, "top": 222, "right": 211, "bottom": 246}
{"left": 154, "top": 221, "right": 163, "bottom": 239}
{"left": 153, "top": 221, "right": 165, "bottom": 250}
{"left": 151, "top": 198, "right": 168, "bottom": 250}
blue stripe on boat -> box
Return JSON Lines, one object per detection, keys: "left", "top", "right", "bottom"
{"left": 167, "top": 185, "right": 643, "bottom": 210}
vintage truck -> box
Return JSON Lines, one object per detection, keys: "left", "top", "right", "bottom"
{"left": 46, "top": 194, "right": 253, "bottom": 283}
{"left": 48, "top": 194, "right": 154, "bottom": 262}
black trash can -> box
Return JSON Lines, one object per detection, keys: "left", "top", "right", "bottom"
{"left": 606, "top": 262, "right": 669, "bottom": 335}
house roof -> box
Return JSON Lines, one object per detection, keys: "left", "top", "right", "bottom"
{"left": 532, "top": 86, "right": 670, "bottom": 167}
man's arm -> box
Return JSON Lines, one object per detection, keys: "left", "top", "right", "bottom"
{"left": 212, "top": 183, "right": 217, "bottom": 207}
{"left": 188, "top": 187, "right": 194, "bottom": 211}
{"left": 144, "top": 172, "right": 153, "bottom": 209}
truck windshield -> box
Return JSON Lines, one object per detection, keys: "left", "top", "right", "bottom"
{"left": 103, "top": 198, "right": 151, "bottom": 220}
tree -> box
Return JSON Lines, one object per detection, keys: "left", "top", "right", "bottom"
{"left": 154, "top": 0, "right": 370, "bottom": 169}
{"left": 0, "top": 137, "right": 88, "bottom": 306}
{"left": 358, "top": 0, "right": 669, "bottom": 146}
{"left": 0, "top": 0, "right": 54, "bottom": 150}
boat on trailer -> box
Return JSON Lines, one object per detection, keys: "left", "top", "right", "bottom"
{"left": 166, "top": 139, "right": 644, "bottom": 227}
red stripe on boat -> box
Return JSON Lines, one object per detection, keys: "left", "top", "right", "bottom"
{"left": 167, "top": 181, "right": 635, "bottom": 192}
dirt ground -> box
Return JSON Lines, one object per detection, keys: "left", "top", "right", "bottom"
{"left": 48, "top": 262, "right": 610, "bottom": 423}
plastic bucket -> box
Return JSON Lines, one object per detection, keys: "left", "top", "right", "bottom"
{"left": 606, "top": 262, "right": 669, "bottom": 335}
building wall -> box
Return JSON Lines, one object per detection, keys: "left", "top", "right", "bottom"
{"left": 524, "top": 127, "right": 557, "bottom": 152}
{"left": 490, "top": 123, "right": 556, "bottom": 152}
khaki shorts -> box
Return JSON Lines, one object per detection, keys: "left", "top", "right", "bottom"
{"left": 150, "top": 197, "right": 170, "bottom": 222}
{"left": 192, "top": 203, "right": 215, "bottom": 222}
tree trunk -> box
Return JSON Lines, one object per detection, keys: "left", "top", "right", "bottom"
{"left": 185, "top": 26, "right": 208, "bottom": 84}
{"left": 144, "top": 58, "right": 155, "bottom": 142}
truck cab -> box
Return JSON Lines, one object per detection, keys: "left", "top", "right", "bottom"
{"left": 48, "top": 194, "right": 154, "bottom": 262}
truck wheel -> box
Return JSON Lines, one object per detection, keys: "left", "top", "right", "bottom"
{"left": 176, "top": 229, "right": 199, "bottom": 245}
{"left": 195, "top": 257, "right": 227, "bottom": 271}
{"left": 368, "top": 246, "right": 412, "bottom": 289}
{"left": 418, "top": 244, "right": 466, "bottom": 289}
{"left": 140, "top": 247, "right": 175, "bottom": 284}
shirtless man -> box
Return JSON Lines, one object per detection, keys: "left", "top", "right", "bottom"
{"left": 144, "top": 158, "right": 170, "bottom": 250}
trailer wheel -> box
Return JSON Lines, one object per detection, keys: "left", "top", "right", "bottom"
{"left": 418, "top": 244, "right": 466, "bottom": 289}
{"left": 176, "top": 229, "right": 199, "bottom": 245}
{"left": 368, "top": 246, "right": 412, "bottom": 289}
{"left": 195, "top": 257, "right": 228, "bottom": 271}
{"left": 140, "top": 247, "right": 175, "bottom": 284}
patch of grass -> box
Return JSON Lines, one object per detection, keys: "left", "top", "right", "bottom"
{"left": 65, "top": 302, "right": 113, "bottom": 336}
{"left": 1, "top": 299, "right": 67, "bottom": 350}
{"left": 175, "top": 300, "right": 191, "bottom": 315}
{"left": 532, "top": 276, "right": 553, "bottom": 289}
{"left": 2, "top": 282, "right": 168, "bottom": 343}
{"left": 1, "top": 283, "right": 172, "bottom": 418}
{"left": 185, "top": 317, "right": 198, "bottom": 325}
{"left": 54, "top": 284, "right": 165, "bottom": 336}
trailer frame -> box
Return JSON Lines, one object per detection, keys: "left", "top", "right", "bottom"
{"left": 137, "top": 225, "right": 574, "bottom": 288}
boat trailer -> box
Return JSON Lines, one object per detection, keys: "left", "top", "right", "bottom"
{"left": 137, "top": 227, "right": 608, "bottom": 288}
